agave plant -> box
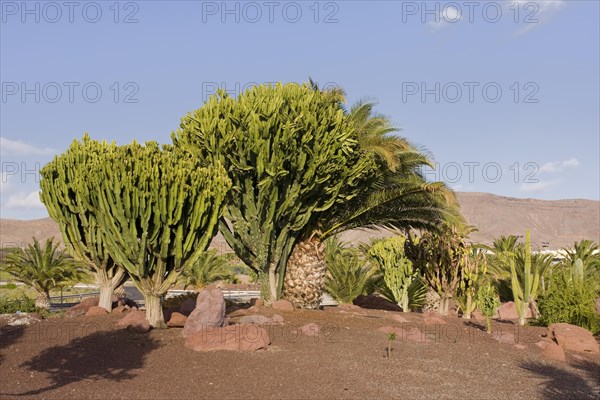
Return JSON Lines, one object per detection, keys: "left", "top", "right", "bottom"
{"left": 0, "top": 238, "right": 89, "bottom": 310}
{"left": 323, "top": 237, "right": 379, "bottom": 304}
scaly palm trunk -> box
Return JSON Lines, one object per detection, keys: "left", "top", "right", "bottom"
{"left": 282, "top": 236, "right": 326, "bottom": 309}
{"left": 35, "top": 290, "right": 51, "bottom": 310}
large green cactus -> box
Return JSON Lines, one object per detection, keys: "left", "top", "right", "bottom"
{"left": 172, "top": 83, "right": 377, "bottom": 302}
{"left": 40, "top": 135, "right": 127, "bottom": 311}
{"left": 510, "top": 230, "right": 539, "bottom": 326}
{"left": 83, "top": 140, "right": 230, "bottom": 327}
{"left": 368, "top": 236, "right": 418, "bottom": 312}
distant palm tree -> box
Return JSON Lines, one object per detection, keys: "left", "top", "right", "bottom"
{"left": 0, "top": 238, "right": 89, "bottom": 310}
{"left": 179, "top": 250, "right": 234, "bottom": 290}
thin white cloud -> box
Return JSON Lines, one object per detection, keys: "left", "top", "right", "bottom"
{"left": 0, "top": 137, "right": 56, "bottom": 156}
{"left": 539, "top": 158, "right": 580, "bottom": 173}
{"left": 513, "top": 0, "right": 566, "bottom": 36}
{"left": 0, "top": 172, "right": 11, "bottom": 193}
{"left": 4, "top": 191, "right": 46, "bottom": 210}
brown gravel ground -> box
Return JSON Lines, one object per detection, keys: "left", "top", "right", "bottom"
{"left": 1, "top": 306, "right": 598, "bottom": 400}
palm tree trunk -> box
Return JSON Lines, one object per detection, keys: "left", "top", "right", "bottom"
{"left": 35, "top": 290, "right": 51, "bottom": 310}
{"left": 282, "top": 236, "right": 326, "bottom": 309}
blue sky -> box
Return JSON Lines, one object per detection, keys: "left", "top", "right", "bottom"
{"left": 1, "top": 0, "right": 599, "bottom": 219}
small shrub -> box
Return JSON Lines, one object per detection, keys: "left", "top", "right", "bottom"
{"left": 0, "top": 295, "right": 37, "bottom": 314}
{"left": 537, "top": 265, "right": 600, "bottom": 334}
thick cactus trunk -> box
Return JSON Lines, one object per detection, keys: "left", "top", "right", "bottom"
{"left": 439, "top": 295, "right": 451, "bottom": 316}
{"left": 35, "top": 291, "right": 51, "bottom": 310}
{"left": 96, "top": 268, "right": 126, "bottom": 311}
{"left": 144, "top": 294, "right": 165, "bottom": 329}
{"left": 282, "top": 237, "right": 326, "bottom": 309}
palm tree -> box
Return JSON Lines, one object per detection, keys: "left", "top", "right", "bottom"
{"left": 0, "top": 238, "right": 89, "bottom": 310}
{"left": 561, "top": 240, "right": 600, "bottom": 271}
{"left": 179, "top": 250, "right": 235, "bottom": 290}
{"left": 282, "top": 94, "right": 461, "bottom": 308}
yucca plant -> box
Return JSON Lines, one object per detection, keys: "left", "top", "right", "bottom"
{"left": 0, "top": 238, "right": 89, "bottom": 310}
{"left": 323, "top": 238, "right": 379, "bottom": 304}
{"left": 179, "top": 250, "right": 235, "bottom": 290}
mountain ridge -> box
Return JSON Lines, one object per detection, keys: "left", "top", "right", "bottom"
{"left": 1, "top": 192, "right": 598, "bottom": 251}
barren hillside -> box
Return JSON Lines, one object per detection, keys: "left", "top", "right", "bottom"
{"left": 1, "top": 193, "right": 598, "bottom": 251}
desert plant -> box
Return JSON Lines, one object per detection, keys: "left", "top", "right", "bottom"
{"left": 456, "top": 246, "right": 487, "bottom": 319}
{"left": 368, "top": 236, "right": 424, "bottom": 312}
{"left": 84, "top": 140, "right": 231, "bottom": 328}
{"left": 0, "top": 238, "right": 89, "bottom": 310}
{"left": 476, "top": 282, "right": 500, "bottom": 333}
{"left": 510, "top": 230, "right": 540, "bottom": 326}
{"left": 40, "top": 135, "right": 128, "bottom": 311}
{"left": 179, "top": 250, "right": 235, "bottom": 290}
{"left": 387, "top": 332, "right": 397, "bottom": 359}
{"left": 404, "top": 226, "right": 468, "bottom": 316}
{"left": 172, "top": 83, "right": 377, "bottom": 303}
{"left": 323, "top": 238, "right": 378, "bottom": 304}
{"left": 537, "top": 258, "right": 600, "bottom": 334}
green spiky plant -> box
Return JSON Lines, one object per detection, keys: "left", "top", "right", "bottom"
{"left": 83, "top": 140, "right": 231, "bottom": 328}
{"left": 404, "top": 225, "right": 469, "bottom": 316}
{"left": 179, "top": 250, "right": 235, "bottom": 290}
{"left": 368, "top": 236, "right": 425, "bottom": 312}
{"left": 323, "top": 237, "right": 379, "bottom": 304}
{"left": 510, "top": 230, "right": 540, "bottom": 326}
{"left": 172, "top": 83, "right": 377, "bottom": 303}
{"left": 0, "top": 238, "right": 89, "bottom": 310}
{"left": 537, "top": 257, "right": 600, "bottom": 334}
{"left": 456, "top": 246, "right": 487, "bottom": 319}
{"left": 40, "top": 135, "right": 128, "bottom": 311}
{"left": 476, "top": 282, "right": 500, "bottom": 333}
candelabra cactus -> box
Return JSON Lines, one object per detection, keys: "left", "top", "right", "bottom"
{"left": 368, "top": 236, "right": 418, "bottom": 312}
{"left": 510, "top": 230, "right": 539, "bottom": 326}
{"left": 83, "top": 140, "right": 231, "bottom": 328}
{"left": 457, "top": 247, "right": 487, "bottom": 319}
{"left": 40, "top": 135, "right": 127, "bottom": 311}
{"left": 172, "top": 83, "right": 377, "bottom": 303}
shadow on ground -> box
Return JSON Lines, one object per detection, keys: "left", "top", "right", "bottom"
{"left": 5, "top": 327, "right": 159, "bottom": 397}
{"left": 0, "top": 323, "right": 26, "bottom": 363}
{"left": 520, "top": 358, "right": 600, "bottom": 399}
